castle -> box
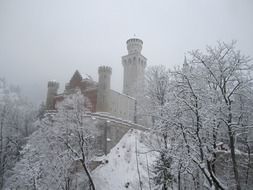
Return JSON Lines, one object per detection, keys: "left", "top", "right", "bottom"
{"left": 46, "top": 38, "right": 147, "bottom": 124}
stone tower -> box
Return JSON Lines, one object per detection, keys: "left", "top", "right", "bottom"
{"left": 122, "top": 38, "right": 147, "bottom": 98}
{"left": 46, "top": 81, "right": 59, "bottom": 110}
{"left": 96, "top": 66, "right": 112, "bottom": 112}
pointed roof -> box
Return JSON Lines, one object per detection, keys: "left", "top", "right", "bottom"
{"left": 69, "top": 70, "right": 82, "bottom": 87}
{"left": 183, "top": 55, "right": 189, "bottom": 68}
{"left": 182, "top": 55, "right": 190, "bottom": 73}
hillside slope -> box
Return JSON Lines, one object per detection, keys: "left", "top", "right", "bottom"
{"left": 92, "top": 129, "right": 157, "bottom": 190}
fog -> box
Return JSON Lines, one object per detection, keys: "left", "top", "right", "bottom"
{"left": 0, "top": 0, "right": 252, "bottom": 104}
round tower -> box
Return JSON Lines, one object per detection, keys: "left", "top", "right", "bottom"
{"left": 122, "top": 38, "right": 147, "bottom": 98}
{"left": 127, "top": 38, "right": 143, "bottom": 54}
{"left": 46, "top": 81, "right": 59, "bottom": 110}
{"left": 96, "top": 66, "right": 112, "bottom": 112}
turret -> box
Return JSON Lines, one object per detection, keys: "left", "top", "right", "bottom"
{"left": 122, "top": 38, "right": 147, "bottom": 98}
{"left": 46, "top": 81, "right": 59, "bottom": 110}
{"left": 96, "top": 66, "right": 112, "bottom": 112}
{"left": 126, "top": 38, "right": 143, "bottom": 54}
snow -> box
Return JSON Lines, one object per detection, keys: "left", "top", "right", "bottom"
{"left": 106, "top": 138, "right": 111, "bottom": 142}
{"left": 88, "top": 112, "right": 147, "bottom": 131}
{"left": 92, "top": 129, "right": 157, "bottom": 190}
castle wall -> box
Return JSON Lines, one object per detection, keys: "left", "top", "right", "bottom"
{"left": 96, "top": 121, "right": 130, "bottom": 155}
{"left": 83, "top": 88, "right": 97, "bottom": 112}
{"left": 47, "top": 38, "right": 147, "bottom": 124}
{"left": 107, "top": 89, "right": 136, "bottom": 122}
{"left": 88, "top": 112, "right": 147, "bottom": 156}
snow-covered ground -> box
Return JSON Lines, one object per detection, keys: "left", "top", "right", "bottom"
{"left": 92, "top": 129, "right": 157, "bottom": 190}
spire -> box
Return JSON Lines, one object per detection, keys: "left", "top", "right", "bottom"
{"left": 183, "top": 55, "right": 189, "bottom": 73}
{"left": 183, "top": 54, "right": 188, "bottom": 66}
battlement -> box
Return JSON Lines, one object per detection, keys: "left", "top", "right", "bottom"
{"left": 127, "top": 38, "right": 143, "bottom": 54}
{"left": 48, "top": 81, "right": 59, "bottom": 89}
{"left": 126, "top": 38, "right": 143, "bottom": 45}
{"left": 98, "top": 66, "right": 112, "bottom": 75}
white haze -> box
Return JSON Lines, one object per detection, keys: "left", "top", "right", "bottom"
{"left": 0, "top": 0, "right": 252, "bottom": 104}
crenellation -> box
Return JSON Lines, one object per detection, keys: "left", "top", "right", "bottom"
{"left": 98, "top": 66, "right": 112, "bottom": 74}
{"left": 48, "top": 81, "right": 59, "bottom": 89}
{"left": 127, "top": 38, "right": 143, "bottom": 54}
{"left": 46, "top": 38, "right": 147, "bottom": 124}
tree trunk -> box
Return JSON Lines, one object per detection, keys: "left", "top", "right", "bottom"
{"left": 228, "top": 127, "right": 241, "bottom": 190}
{"left": 245, "top": 143, "right": 251, "bottom": 186}
{"left": 178, "top": 170, "right": 181, "bottom": 190}
{"left": 0, "top": 106, "right": 6, "bottom": 189}
{"left": 227, "top": 102, "right": 241, "bottom": 190}
{"left": 207, "top": 160, "right": 225, "bottom": 190}
{"left": 80, "top": 159, "right": 96, "bottom": 190}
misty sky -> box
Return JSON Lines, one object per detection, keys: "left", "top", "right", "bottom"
{"left": 0, "top": 0, "right": 253, "bottom": 104}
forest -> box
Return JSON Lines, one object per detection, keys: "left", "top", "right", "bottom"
{"left": 0, "top": 42, "right": 253, "bottom": 190}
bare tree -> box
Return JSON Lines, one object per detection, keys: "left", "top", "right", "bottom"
{"left": 144, "top": 42, "right": 253, "bottom": 190}
{"left": 145, "top": 66, "right": 174, "bottom": 190}
{"left": 5, "top": 89, "right": 99, "bottom": 190}
{"left": 55, "top": 89, "right": 99, "bottom": 190}
{"left": 0, "top": 81, "right": 37, "bottom": 189}
{"left": 190, "top": 41, "right": 253, "bottom": 190}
